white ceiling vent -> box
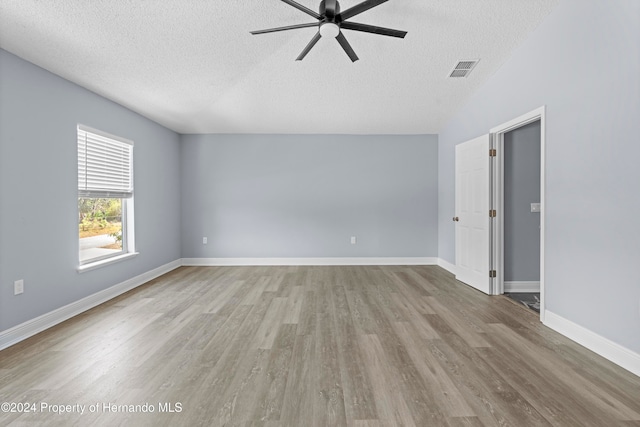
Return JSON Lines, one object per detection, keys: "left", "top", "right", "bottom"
{"left": 449, "top": 60, "right": 479, "bottom": 78}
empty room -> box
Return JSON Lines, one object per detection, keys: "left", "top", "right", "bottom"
{"left": 1, "top": 0, "right": 639, "bottom": 425}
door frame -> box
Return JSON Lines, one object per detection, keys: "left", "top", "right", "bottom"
{"left": 490, "top": 106, "right": 546, "bottom": 321}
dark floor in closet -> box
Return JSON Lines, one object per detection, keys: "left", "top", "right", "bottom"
{"left": 505, "top": 292, "right": 540, "bottom": 313}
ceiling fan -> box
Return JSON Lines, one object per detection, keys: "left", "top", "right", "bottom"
{"left": 251, "top": 0, "right": 407, "bottom": 62}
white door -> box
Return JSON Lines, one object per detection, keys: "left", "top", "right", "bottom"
{"left": 455, "top": 134, "right": 492, "bottom": 294}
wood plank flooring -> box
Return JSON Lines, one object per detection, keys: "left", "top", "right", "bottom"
{"left": 1, "top": 265, "right": 639, "bottom": 426}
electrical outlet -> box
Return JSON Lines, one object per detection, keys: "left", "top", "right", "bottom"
{"left": 203, "top": 237, "right": 208, "bottom": 244}
{"left": 350, "top": 236, "right": 357, "bottom": 245}
{"left": 14, "top": 279, "right": 24, "bottom": 295}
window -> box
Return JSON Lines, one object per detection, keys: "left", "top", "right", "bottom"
{"left": 77, "top": 125, "right": 134, "bottom": 266}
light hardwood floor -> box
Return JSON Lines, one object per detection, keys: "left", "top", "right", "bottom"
{"left": 1, "top": 266, "right": 639, "bottom": 426}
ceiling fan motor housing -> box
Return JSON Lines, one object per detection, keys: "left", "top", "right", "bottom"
{"left": 320, "top": 0, "right": 341, "bottom": 22}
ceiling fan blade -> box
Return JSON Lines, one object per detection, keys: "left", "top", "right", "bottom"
{"left": 281, "top": 0, "right": 322, "bottom": 20}
{"left": 340, "top": 21, "right": 407, "bottom": 38}
{"left": 251, "top": 22, "right": 319, "bottom": 35}
{"left": 336, "top": 32, "right": 359, "bottom": 62}
{"left": 337, "top": 0, "right": 388, "bottom": 22}
{"left": 296, "top": 32, "right": 322, "bottom": 60}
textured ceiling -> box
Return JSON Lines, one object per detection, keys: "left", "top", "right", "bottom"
{"left": 0, "top": 0, "right": 559, "bottom": 134}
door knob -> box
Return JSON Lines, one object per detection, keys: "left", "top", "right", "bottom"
{"left": 453, "top": 216, "right": 459, "bottom": 222}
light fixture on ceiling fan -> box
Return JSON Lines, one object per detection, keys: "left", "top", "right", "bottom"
{"left": 251, "top": 0, "right": 407, "bottom": 62}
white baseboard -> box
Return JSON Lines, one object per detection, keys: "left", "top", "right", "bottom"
{"left": 0, "top": 259, "right": 182, "bottom": 351}
{"left": 437, "top": 258, "right": 457, "bottom": 275}
{"left": 504, "top": 281, "right": 540, "bottom": 293}
{"left": 544, "top": 310, "right": 640, "bottom": 378}
{"left": 181, "top": 257, "right": 438, "bottom": 267}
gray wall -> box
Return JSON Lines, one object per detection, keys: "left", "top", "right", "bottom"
{"left": 504, "top": 121, "right": 541, "bottom": 282}
{"left": 0, "top": 50, "right": 182, "bottom": 332}
{"left": 180, "top": 134, "right": 438, "bottom": 258}
{"left": 438, "top": 0, "right": 640, "bottom": 353}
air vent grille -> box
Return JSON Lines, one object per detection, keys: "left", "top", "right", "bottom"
{"left": 450, "top": 70, "right": 468, "bottom": 78}
{"left": 449, "top": 59, "right": 479, "bottom": 78}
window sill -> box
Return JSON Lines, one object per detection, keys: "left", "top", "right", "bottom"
{"left": 77, "top": 252, "right": 139, "bottom": 273}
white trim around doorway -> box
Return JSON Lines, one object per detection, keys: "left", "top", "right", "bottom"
{"left": 490, "top": 106, "right": 546, "bottom": 322}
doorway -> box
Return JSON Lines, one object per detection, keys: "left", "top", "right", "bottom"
{"left": 491, "top": 107, "right": 546, "bottom": 321}
{"left": 453, "top": 107, "right": 546, "bottom": 320}
{"left": 503, "top": 120, "right": 541, "bottom": 313}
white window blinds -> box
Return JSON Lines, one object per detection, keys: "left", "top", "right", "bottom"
{"left": 77, "top": 125, "right": 133, "bottom": 198}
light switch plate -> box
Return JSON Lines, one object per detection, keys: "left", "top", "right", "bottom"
{"left": 14, "top": 279, "right": 24, "bottom": 295}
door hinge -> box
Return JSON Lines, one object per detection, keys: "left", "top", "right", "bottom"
{"left": 489, "top": 270, "right": 496, "bottom": 278}
{"left": 489, "top": 148, "right": 497, "bottom": 157}
{"left": 489, "top": 209, "right": 497, "bottom": 218}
